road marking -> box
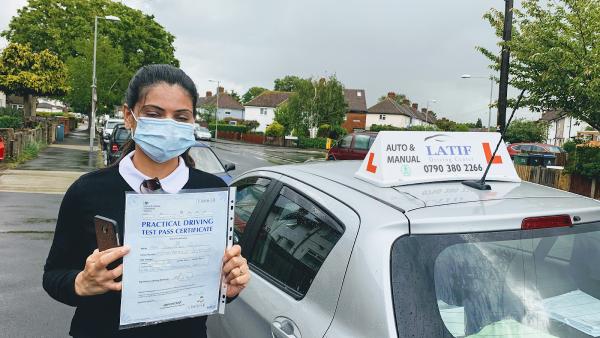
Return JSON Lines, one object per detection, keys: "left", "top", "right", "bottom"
{"left": 0, "top": 170, "right": 83, "bottom": 194}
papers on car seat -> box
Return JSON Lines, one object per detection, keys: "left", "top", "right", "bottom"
{"left": 467, "top": 319, "right": 557, "bottom": 337}
{"left": 438, "top": 300, "right": 465, "bottom": 337}
{"left": 543, "top": 289, "right": 600, "bottom": 337}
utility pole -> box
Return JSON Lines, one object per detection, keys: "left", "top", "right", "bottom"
{"left": 497, "top": 0, "right": 514, "bottom": 133}
{"left": 209, "top": 80, "right": 220, "bottom": 142}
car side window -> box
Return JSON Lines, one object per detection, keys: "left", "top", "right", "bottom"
{"left": 233, "top": 177, "right": 271, "bottom": 242}
{"left": 520, "top": 145, "right": 532, "bottom": 152}
{"left": 339, "top": 135, "right": 353, "bottom": 148}
{"left": 532, "top": 145, "right": 546, "bottom": 152}
{"left": 249, "top": 186, "right": 343, "bottom": 298}
{"left": 353, "top": 134, "right": 371, "bottom": 150}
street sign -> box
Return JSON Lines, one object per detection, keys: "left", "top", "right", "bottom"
{"left": 355, "top": 131, "right": 521, "bottom": 187}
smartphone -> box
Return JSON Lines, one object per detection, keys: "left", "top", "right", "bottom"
{"left": 94, "top": 215, "right": 122, "bottom": 273}
{"left": 94, "top": 215, "right": 120, "bottom": 251}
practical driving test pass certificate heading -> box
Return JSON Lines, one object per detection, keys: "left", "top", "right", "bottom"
{"left": 119, "top": 188, "right": 235, "bottom": 329}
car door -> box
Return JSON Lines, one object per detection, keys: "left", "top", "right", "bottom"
{"left": 335, "top": 134, "right": 354, "bottom": 160}
{"left": 208, "top": 172, "right": 360, "bottom": 338}
{"left": 350, "top": 134, "right": 372, "bottom": 160}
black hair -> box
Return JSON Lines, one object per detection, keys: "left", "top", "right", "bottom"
{"left": 118, "top": 64, "right": 198, "bottom": 167}
{"left": 125, "top": 64, "right": 199, "bottom": 109}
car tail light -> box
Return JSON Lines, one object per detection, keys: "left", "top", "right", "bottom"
{"left": 521, "top": 215, "right": 572, "bottom": 230}
{"left": 111, "top": 144, "right": 119, "bottom": 153}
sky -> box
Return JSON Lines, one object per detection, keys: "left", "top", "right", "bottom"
{"left": 0, "top": 0, "right": 536, "bottom": 124}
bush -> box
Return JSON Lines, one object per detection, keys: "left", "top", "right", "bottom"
{"left": 0, "top": 116, "right": 24, "bottom": 129}
{"left": 298, "top": 136, "right": 327, "bottom": 149}
{"left": 265, "top": 122, "right": 285, "bottom": 137}
{"left": 370, "top": 124, "right": 403, "bottom": 132}
{"left": 565, "top": 145, "right": 600, "bottom": 178}
{"left": 563, "top": 139, "right": 586, "bottom": 153}
{"left": 37, "top": 111, "right": 65, "bottom": 118}
{"left": 208, "top": 123, "right": 248, "bottom": 133}
{"left": 317, "top": 124, "right": 331, "bottom": 137}
{"left": 406, "top": 125, "right": 440, "bottom": 131}
{"left": 242, "top": 120, "right": 260, "bottom": 131}
{"left": 0, "top": 107, "right": 23, "bottom": 117}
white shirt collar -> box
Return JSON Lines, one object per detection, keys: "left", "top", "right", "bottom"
{"left": 118, "top": 150, "right": 189, "bottom": 193}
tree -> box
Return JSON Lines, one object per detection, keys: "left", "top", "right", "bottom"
{"left": 273, "top": 75, "right": 304, "bottom": 92}
{"left": 228, "top": 90, "right": 241, "bottom": 103}
{"left": 479, "top": 0, "right": 600, "bottom": 131}
{"left": 504, "top": 119, "right": 549, "bottom": 143}
{"left": 475, "top": 118, "right": 483, "bottom": 128}
{"left": 378, "top": 92, "right": 408, "bottom": 105}
{"left": 65, "top": 37, "right": 131, "bottom": 115}
{"left": 276, "top": 76, "right": 348, "bottom": 136}
{"left": 198, "top": 104, "right": 216, "bottom": 123}
{"left": 241, "top": 86, "right": 267, "bottom": 104}
{"left": 2, "top": 0, "right": 178, "bottom": 71}
{"left": 0, "top": 43, "right": 69, "bottom": 117}
{"left": 434, "top": 117, "right": 471, "bottom": 132}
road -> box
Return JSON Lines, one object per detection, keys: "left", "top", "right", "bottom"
{"left": 0, "top": 128, "right": 325, "bottom": 337}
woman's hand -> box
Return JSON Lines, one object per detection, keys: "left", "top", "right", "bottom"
{"left": 74, "top": 246, "right": 130, "bottom": 296}
{"left": 222, "top": 245, "right": 250, "bottom": 298}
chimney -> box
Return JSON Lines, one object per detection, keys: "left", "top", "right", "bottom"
{"left": 206, "top": 91, "right": 212, "bottom": 97}
{"left": 387, "top": 92, "right": 396, "bottom": 99}
{"left": 217, "top": 86, "right": 225, "bottom": 93}
{"left": 402, "top": 99, "right": 410, "bottom": 105}
{"left": 412, "top": 103, "right": 418, "bottom": 110}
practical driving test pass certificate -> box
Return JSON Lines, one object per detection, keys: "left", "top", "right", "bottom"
{"left": 119, "top": 188, "right": 235, "bottom": 329}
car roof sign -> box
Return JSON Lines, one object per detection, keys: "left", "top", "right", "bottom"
{"left": 355, "top": 131, "right": 521, "bottom": 187}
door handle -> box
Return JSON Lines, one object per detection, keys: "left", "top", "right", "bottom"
{"left": 271, "top": 319, "right": 298, "bottom": 338}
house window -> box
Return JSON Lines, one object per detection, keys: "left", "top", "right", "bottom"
{"left": 343, "top": 115, "right": 347, "bottom": 121}
{"left": 357, "top": 91, "right": 362, "bottom": 97}
{"left": 379, "top": 114, "right": 386, "bottom": 121}
{"left": 225, "top": 111, "right": 231, "bottom": 115}
{"left": 260, "top": 108, "right": 268, "bottom": 115}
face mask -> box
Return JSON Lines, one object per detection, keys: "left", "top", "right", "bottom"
{"left": 131, "top": 112, "right": 196, "bottom": 163}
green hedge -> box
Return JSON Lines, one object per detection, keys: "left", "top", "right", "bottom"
{"left": 0, "top": 116, "right": 24, "bottom": 129}
{"left": 298, "top": 136, "right": 327, "bottom": 149}
{"left": 37, "top": 112, "right": 65, "bottom": 118}
{"left": 565, "top": 145, "right": 600, "bottom": 178}
{"left": 208, "top": 124, "right": 248, "bottom": 133}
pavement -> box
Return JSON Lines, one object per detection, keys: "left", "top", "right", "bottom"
{"left": 0, "top": 125, "right": 97, "bottom": 337}
{"left": 0, "top": 125, "right": 326, "bottom": 337}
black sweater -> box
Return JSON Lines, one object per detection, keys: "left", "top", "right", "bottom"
{"left": 43, "top": 165, "right": 228, "bottom": 338}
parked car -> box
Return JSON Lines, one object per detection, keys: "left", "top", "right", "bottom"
{"left": 0, "top": 135, "right": 4, "bottom": 161}
{"left": 194, "top": 124, "right": 212, "bottom": 141}
{"left": 102, "top": 118, "right": 124, "bottom": 145}
{"left": 207, "top": 159, "right": 600, "bottom": 338}
{"left": 107, "top": 124, "right": 131, "bottom": 165}
{"left": 327, "top": 132, "right": 377, "bottom": 160}
{"left": 507, "top": 142, "right": 565, "bottom": 158}
{"left": 188, "top": 143, "right": 235, "bottom": 184}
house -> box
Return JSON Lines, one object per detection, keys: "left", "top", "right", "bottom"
{"left": 0, "top": 91, "right": 6, "bottom": 108}
{"left": 244, "top": 91, "right": 292, "bottom": 132}
{"left": 341, "top": 89, "right": 368, "bottom": 133}
{"left": 36, "top": 98, "right": 67, "bottom": 113}
{"left": 366, "top": 93, "right": 435, "bottom": 130}
{"left": 6, "top": 95, "right": 24, "bottom": 110}
{"left": 541, "top": 110, "right": 593, "bottom": 146}
{"left": 196, "top": 87, "right": 244, "bottom": 121}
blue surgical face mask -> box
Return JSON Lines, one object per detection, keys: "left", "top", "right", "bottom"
{"left": 131, "top": 112, "right": 196, "bottom": 163}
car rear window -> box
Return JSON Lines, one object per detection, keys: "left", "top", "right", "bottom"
{"left": 115, "top": 128, "right": 130, "bottom": 142}
{"left": 390, "top": 222, "right": 600, "bottom": 338}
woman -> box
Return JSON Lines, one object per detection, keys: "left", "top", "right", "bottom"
{"left": 43, "top": 64, "right": 250, "bottom": 338}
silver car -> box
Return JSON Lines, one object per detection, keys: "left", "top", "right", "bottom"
{"left": 208, "top": 160, "right": 600, "bottom": 338}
